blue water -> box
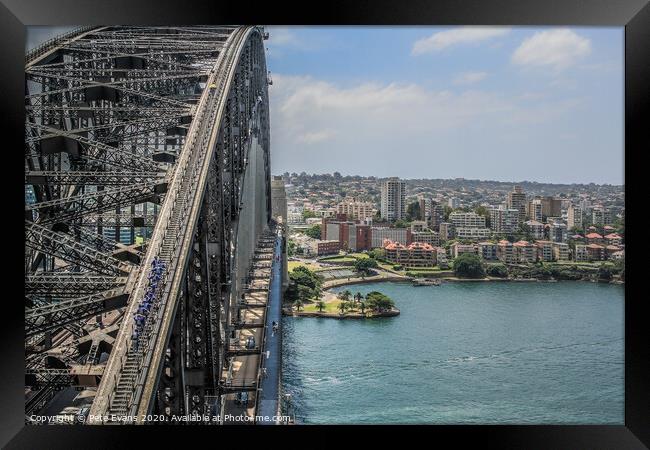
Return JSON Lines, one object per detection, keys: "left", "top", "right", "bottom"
{"left": 282, "top": 281, "right": 624, "bottom": 424}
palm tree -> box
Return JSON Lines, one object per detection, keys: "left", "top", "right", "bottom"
{"left": 343, "top": 290, "right": 352, "bottom": 301}
{"left": 359, "top": 301, "right": 366, "bottom": 316}
{"left": 338, "top": 301, "right": 346, "bottom": 315}
{"left": 316, "top": 300, "right": 325, "bottom": 312}
{"left": 293, "top": 299, "right": 303, "bottom": 311}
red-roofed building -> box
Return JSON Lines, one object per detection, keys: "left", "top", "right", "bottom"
{"left": 383, "top": 239, "right": 436, "bottom": 267}
{"left": 497, "top": 240, "right": 516, "bottom": 264}
{"left": 586, "top": 243, "right": 605, "bottom": 261}
{"left": 535, "top": 240, "right": 554, "bottom": 262}
{"left": 513, "top": 240, "right": 536, "bottom": 263}
{"left": 585, "top": 232, "right": 604, "bottom": 244}
{"left": 604, "top": 233, "right": 622, "bottom": 246}
{"left": 605, "top": 245, "right": 622, "bottom": 258}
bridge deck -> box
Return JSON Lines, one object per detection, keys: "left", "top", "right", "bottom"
{"left": 221, "top": 230, "right": 280, "bottom": 423}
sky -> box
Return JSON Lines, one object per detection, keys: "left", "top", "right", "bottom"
{"left": 265, "top": 26, "right": 624, "bottom": 185}
{"left": 26, "top": 26, "right": 624, "bottom": 185}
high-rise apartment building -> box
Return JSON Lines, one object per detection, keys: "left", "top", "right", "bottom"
{"left": 506, "top": 186, "right": 527, "bottom": 224}
{"left": 429, "top": 201, "right": 445, "bottom": 231}
{"left": 541, "top": 196, "right": 562, "bottom": 218}
{"left": 592, "top": 206, "right": 612, "bottom": 225}
{"left": 490, "top": 207, "right": 519, "bottom": 234}
{"left": 567, "top": 205, "right": 583, "bottom": 230}
{"left": 380, "top": 177, "right": 406, "bottom": 221}
{"left": 527, "top": 198, "right": 543, "bottom": 222}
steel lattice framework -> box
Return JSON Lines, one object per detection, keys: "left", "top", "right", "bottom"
{"left": 24, "top": 25, "right": 272, "bottom": 423}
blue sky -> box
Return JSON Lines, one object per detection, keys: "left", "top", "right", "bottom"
{"left": 265, "top": 26, "right": 623, "bottom": 184}
{"left": 26, "top": 26, "right": 624, "bottom": 185}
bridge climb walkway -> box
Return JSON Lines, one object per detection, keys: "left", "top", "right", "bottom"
{"left": 256, "top": 229, "right": 283, "bottom": 424}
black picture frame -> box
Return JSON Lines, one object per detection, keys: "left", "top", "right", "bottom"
{"left": 2, "top": 0, "right": 647, "bottom": 448}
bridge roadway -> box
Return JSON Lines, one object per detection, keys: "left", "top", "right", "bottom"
{"left": 221, "top": 230, "right": 283, "bottom": 423}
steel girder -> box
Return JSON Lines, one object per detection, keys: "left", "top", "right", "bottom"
{"left": 26, "top": 182, "right": 167, "bottom": 224}
{"left": 25, "top": 289, "right": 128, "bottom": 336}
{"left": 26, "top": 274, "right": 126, "bottom": 298}
{"left": 26, "top": 171, "right": 165, "bottom": 186}
{"left": 25, "top": 221, "right": 132, "bottom": 276}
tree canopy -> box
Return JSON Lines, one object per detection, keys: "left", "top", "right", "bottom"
{"left": 364, "top": 291, "right": 395, "bottom": 311}
{"left": 287, "top": 266, "right": 323, "bottom": 302}
{"left": 453, "top": 253, "right": 485, "bottom": 278}
{"left": 354, "top": 257, "right": 378, "bottom": 275}
{"left": 304, "top": 224, "right": 321, "bottom": 239}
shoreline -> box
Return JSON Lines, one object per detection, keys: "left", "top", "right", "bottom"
{"left": 283, "top": 307, "right": 400, "bottom": 320}
{"left": 323, "top": 274, "right": 623, "bottom": 289}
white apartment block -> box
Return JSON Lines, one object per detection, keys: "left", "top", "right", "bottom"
{"left": 449, "top": 211, "right": 486, "bottom": 229}
{"left": 450, "top": 243, "right": 478, "bottom": 259}
{"left": 380, "top": 178, "right": 406, "bottom": 221}
{"left": 412, "top": 231, "right": 440, "bottom": 247}
{"left": 574, "top": 244, "right": 588, "bottom": 261}
{"left": 455, "top": 227, "right": 491, "bottom": 240}
{"left": 592, "top": 206, "right": 612, "bottom": 225}
{"left": 549, "top": 222, "right": 568, "bottom": 243}
{"left": 336, "top": 198, "right": 374, "bottom": 220}
{"left": 490, "top": 207, "right": 519, "bottom": 234}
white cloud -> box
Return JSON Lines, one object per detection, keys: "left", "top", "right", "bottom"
{"left": 453, "top": 71, "right": 488, "bottom": 85}
{"left": 297, "top": 130, "right": 335, "bottom": 144}
{"left": 266, "top": 27, "right": 298, "bottom": 46}
{"left": 512, "top": 29, "right": 591, "bottom": 71}
{"left": 412, "top": 27, "right": 510, "bottom": 55}
{"left": 269, "top": 74, "right": 585, "bottom": 177}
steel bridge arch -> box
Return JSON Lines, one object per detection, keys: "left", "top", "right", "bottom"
{"left": 24, "top": 26, "right": 273, "bottom": 423}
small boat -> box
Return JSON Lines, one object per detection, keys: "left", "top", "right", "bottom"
{"left": 413, "top": 279, "right": 441, "bottom": 286}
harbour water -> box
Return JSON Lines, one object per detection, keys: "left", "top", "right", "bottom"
{"left": 281, "top": 281, "right": 624, "bottom": 424}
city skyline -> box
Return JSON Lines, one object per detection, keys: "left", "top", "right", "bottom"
{"left": 274, "top": 171, "right": 625, "bottom": 187}
{"left": 266, "top": 26, "right": 624, "bottom": 185}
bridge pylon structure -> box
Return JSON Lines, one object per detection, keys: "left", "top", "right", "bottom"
{"left": 24, "top": 25, "right": 273, "bottom": 423}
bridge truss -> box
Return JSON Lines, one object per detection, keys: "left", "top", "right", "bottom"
{"left": 24, "top": 25, "right": 272, "bottom": 423}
